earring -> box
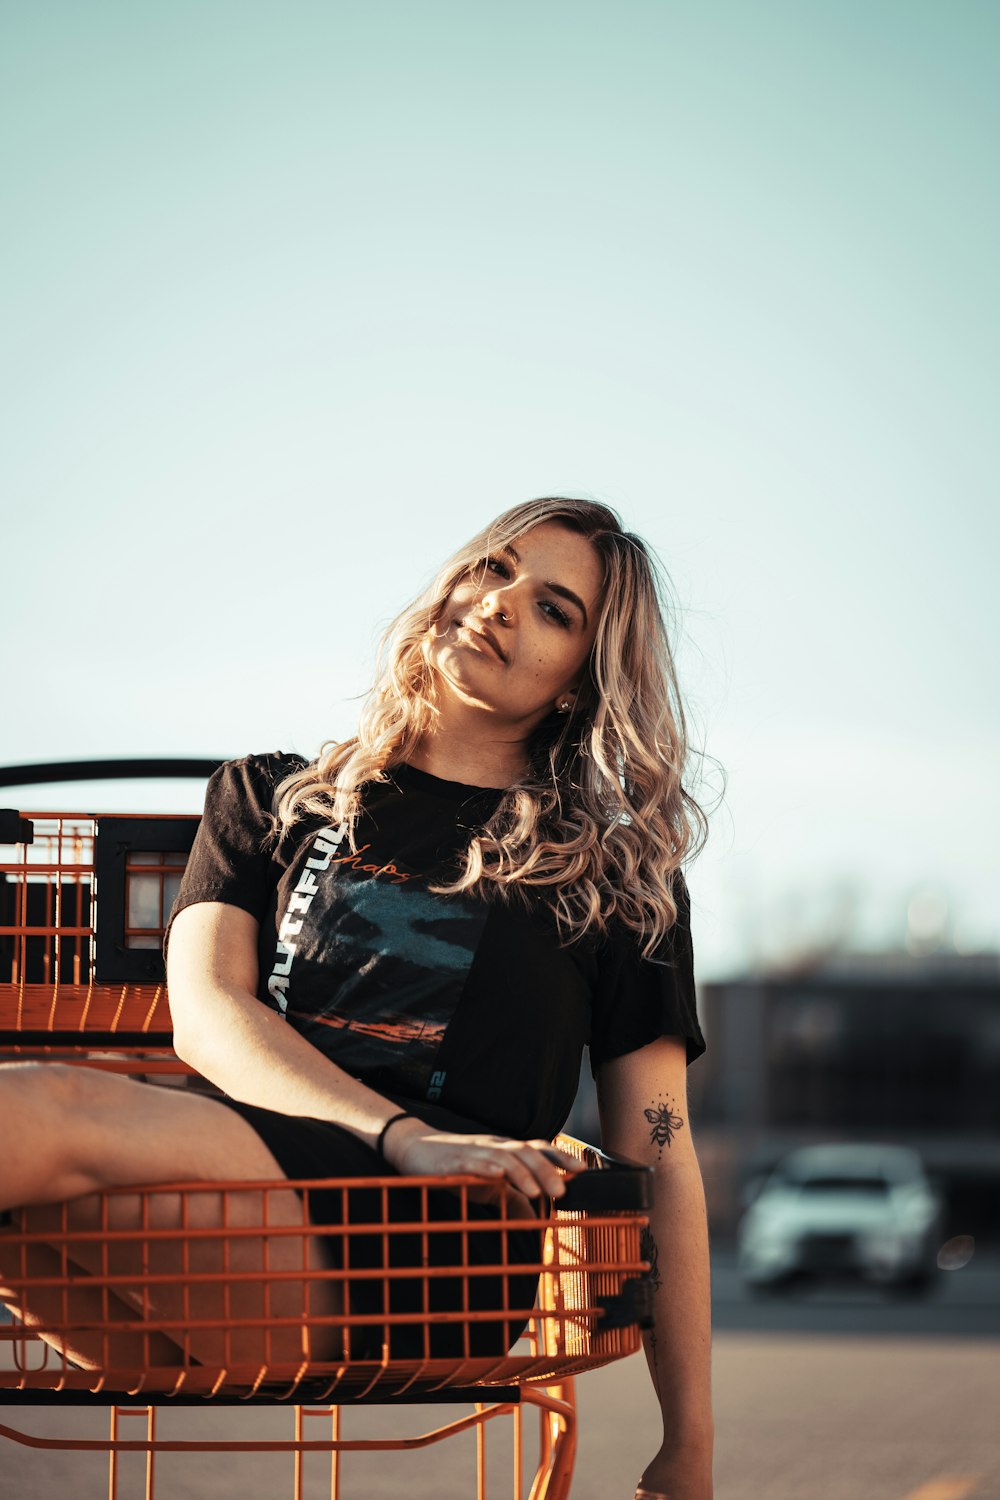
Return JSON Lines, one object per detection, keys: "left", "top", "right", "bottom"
{"left": 558, "top": 699, "right": 572, "bottom": 713}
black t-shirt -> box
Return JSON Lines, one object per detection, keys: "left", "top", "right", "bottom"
{"left": 166, "top": 753, "right": 705, "bottom": 1141}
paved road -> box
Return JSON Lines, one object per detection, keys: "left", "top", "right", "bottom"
{"left": 576, "top": 1332, "right": 1000, "bottom": 1500}
{"left": 711, "top": 1245, "right": 1000, "bottom": 1338}
{"left": 2, "top": 1333, "right": 996, "bottom": 1500}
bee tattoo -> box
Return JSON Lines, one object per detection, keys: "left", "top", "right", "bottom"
{"left": 644, "top": 1098, "right": 684, "bottom": 1156}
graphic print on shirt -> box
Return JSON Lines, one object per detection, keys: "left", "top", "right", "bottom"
{"left": 275, "top": 831, "right": 488, "bottom": 1097}
{"left": 267, "top": 822, "right": 348, "bottom": 1010}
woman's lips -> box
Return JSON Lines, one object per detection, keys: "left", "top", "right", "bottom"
{"left": 456, "top": 621, "right": 507, "bottom": 663}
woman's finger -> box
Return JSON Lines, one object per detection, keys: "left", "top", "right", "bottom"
{"left": 444, "top": 1144, "right": 551, "bottom": 1200}
{"left": 392, "top": 1128, "right": 585, "bottom": 1200}
{"left": 467, "top": 1140, "right": 570, "bottom": 1199}
{"left": 536, "top": 1143, "right": 587, "bottom": 1171}
{"left": 485, "top": 1150, "right": 546, "bottom": 1199}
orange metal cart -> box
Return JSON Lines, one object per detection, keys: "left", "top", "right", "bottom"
{"left": 0, "top": 782, "right": 653, "bottom": 1499}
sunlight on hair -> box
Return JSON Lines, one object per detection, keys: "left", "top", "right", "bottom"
{"left": 273, "top": 498, "right": 708, "bottom": 956}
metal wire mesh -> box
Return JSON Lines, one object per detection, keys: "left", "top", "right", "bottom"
{"left": 0, "top": 1148, "right": 646, "bottom": 1398}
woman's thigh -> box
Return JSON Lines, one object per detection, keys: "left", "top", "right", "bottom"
{"left": 4, "top": 1185, "right": 343, "bottom": 1370}
{"left": 0, "top": 1066, "right": 539, "bottom": 1370}
{"left": 0, "top": 1061, "right": 307, "bottom": 1202}
{"left": 0, "top": 1064, "right": 345, "bottom": 1369}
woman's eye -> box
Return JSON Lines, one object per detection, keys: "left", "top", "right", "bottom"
{"left": 485, "top": 556, "right": 510, "bottom": 579}
{"left": 541, "top": 600, "right": 570, "bottom": 627}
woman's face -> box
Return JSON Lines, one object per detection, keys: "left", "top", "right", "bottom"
{"left": 427, "top": 520, "right": 603, "bottom": 731}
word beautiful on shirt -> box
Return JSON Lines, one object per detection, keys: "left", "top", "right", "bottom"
{"left": 267, "top": 823, "right": 412, "bottom": 1010}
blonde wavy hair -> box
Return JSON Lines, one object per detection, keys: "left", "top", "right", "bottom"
{"left": 275, "top": 497, "right": 707, "bottom": 955}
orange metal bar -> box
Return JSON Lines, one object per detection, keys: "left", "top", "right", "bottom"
{"left": 0, "top": 1403, "right": 520, "bottom": 1456}
{"left": 293, "top": 1406, "right": 341, "bottom": 1500}
{"left": 524, "top": 1383, "right": 577, "bottom": 1500}
{"left": 476, "top": 1400, "right": 488, "bottom": 1499}
{"left": 108, "top": 1408, "right": 156, "bottom": 1500}
{"left": 513, "top": 1400, "right": 524, "bottom": 1500}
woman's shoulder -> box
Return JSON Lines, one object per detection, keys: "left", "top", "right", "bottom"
{"left": 222, "top": 749, "right": 310, "bottom": 777}
{"left": 597, "top": 875, "right": 692, "bottom": 968}
{"left": 204, "top": 751, "right": 310, "bottom": 821}
{"left": 589, "top": 875, "right": 703, "bottom": 1069}
{"left": 214, "top": 750, "right": 309, "bottom": 788}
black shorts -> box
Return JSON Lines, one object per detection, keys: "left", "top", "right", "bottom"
{"left": 217, "top": 1097, "right": 543, "bottom": 1361}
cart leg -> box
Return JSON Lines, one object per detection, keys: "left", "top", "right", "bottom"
{"left": 476, "top": 1402, "right": 487, "bottom": 1500}
{"left": 330, "top": 1405, "right": 340, "bottom": 1500}
{"left": 294, "top": 1405, "right": 340, "bottom": 1500}
{"left": 108, "top": 1407, "right": 156, "bottom": 1500}
{"left": 108, "top": 1407, "right": 117, "bottom": 1500}
{"left": 528, "top": 1379, "right": 577, "bottom": 1500}
{"left": 513, "top": 1401, "right": 524, "bottom": 1500}
{"left": 146, "top": 1407, "right": 157, "bottom": 1500}
{"left": 294, "top": 1405, "right": 305, "bottom": 1500}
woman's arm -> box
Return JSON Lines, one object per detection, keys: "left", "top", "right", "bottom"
{"left": 597, "top": 1035, "right": 714, "bottom": 1500}
{"left": 167, "top": 901, "right": 581, "bottom": 1198}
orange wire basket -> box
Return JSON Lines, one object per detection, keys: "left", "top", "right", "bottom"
{"left": 0, "top": 1143, "right": 650, "bottom": 1400}
{"left": 0, "top": 796, "right": 653, "bottom": 1497}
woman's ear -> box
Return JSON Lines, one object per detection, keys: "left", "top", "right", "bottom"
{"left": 555, "top": 692, "right": 575, "bottom": 715}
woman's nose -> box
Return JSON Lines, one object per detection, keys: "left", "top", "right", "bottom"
{"left": 481, "top": 587, "right": 513, "bottom": 622}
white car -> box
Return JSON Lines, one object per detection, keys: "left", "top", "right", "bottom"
{"left": 737, "top": 1143, "right": 943, "bottom": 1296}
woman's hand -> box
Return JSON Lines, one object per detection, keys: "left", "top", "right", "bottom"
{"left": 381, "top": 1118, "right": 585, "bottom": 1200}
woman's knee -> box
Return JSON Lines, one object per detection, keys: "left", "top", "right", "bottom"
{"left": 0, "top": 1063, "right": 142, "bottom": 1203}
{"left": 0, "top": 1061, "right": 88, "bottom": 1126}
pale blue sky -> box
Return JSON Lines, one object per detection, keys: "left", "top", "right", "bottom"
{"left": 3, "top": 1, "right": 997, "bottom": 975}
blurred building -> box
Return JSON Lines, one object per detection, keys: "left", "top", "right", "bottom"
{"left": 688, "top": 952, "right": 1000, "bottom": 1244}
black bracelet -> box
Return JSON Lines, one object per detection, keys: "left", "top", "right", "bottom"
{"left": 375, "top": 1111, "right": 412, "bottom": 1159}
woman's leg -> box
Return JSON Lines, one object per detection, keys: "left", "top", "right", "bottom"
{"left": 0, "top": 1062, "right": 343, "bottom": 1371}
{"left": 168, "top": 1099, "right": 545, "bottom": 1363}
{"left": 0, "top": 1228, "right": 191, "bottom": 1370}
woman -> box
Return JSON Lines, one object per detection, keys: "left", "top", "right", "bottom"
{"left": 0, "top": 497, "right": 713, "bottom": 1499}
